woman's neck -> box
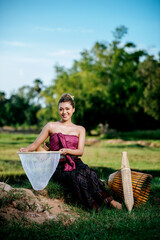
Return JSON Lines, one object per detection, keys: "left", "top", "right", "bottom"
{"left": 59, "top": 119, "right": 73, "bottom": 126}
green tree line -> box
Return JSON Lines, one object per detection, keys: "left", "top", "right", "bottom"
{"left": 0, "top": 79, "right": 43, "bottom": 127}
{"left": 0, "top": 26, "right": 160, "bottom": 131}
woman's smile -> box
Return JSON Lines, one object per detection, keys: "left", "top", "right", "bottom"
{"left": 63, "top": 114, "right": 68, "bottom": 118}
{"left": 58, "top": 101, "right": 75, "bottom": 122}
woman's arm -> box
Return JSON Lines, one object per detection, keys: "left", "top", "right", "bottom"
{"left": 19, "top": 122, "right": 52, "bottom": 152}
{"left": 60, "top": 126, "right": 86, "bottom": 156}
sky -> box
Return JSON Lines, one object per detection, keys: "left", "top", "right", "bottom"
{"left": 0, "top": 0, "right": 160, "bottom": 97}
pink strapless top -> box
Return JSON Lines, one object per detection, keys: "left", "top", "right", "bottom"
{"left": 50, "top": 132, "right": 79, "bottom": 171}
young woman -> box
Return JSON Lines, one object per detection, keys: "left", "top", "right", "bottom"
{"left": 20, "top": 93, "right": 122, "bottom": 211}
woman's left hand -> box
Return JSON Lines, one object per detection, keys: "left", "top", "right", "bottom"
{"left": 60, "top": 148, "right": 68, "bottom": 155}
{"left": 19, "top": 147, "right": 29, "bottom": 152}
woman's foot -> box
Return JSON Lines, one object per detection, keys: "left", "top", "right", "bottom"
{"left": 110, "top": 200, "right": 122, "bottom": 210}
{"left": 92, "top": 201, "right": 99, "bottom": 212}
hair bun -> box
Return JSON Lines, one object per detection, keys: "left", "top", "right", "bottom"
{"left": 65, "top": 94, "right": 74, "bottom": 100}
{"left": 58, "top": 93, "right": 75, "bottom": 108}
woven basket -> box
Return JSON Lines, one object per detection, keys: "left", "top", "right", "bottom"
{"left": 107, "top": 170, "right": 152, "bottom": 207}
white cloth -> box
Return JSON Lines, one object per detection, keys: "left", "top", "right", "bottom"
{"left": 18, "top": 152, "right": 60, "bottom": 190}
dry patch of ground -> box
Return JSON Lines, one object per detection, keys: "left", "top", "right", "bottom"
{"left": 0, "top": 182, "right": 78, "bottom": 224}
{"left": 86, "top": 138, "right": 160, "bottom": 147}
{"left": 106, "top": 139, "right": 160, "bottom": 147}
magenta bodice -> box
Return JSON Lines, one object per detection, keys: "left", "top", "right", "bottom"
{"left": 49, "top": 132, "right": 79, "bottom": 171}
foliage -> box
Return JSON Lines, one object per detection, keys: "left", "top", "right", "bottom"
{"left": 0, "top": 91, "right": 7, "bottom": 126}
{"left": 137, "top": 55, "right": 160, "bottom": 120}
{"left": 0, "top": 79, "right": 44, "bottom": 127}
{"left": 0, "top": 26, "right": 160, "bottom": 131}
{"left": 39, "top": 26, "right": 160, "bottom": 131}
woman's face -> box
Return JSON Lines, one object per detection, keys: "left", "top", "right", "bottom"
{"left": 58, "top": 101, "right": 75, "bottom": 122}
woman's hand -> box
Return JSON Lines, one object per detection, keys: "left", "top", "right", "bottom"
{"left": 59, "top": 148, "right": 68, "bottom": 155}
{"left": 43, "top": 142, "right": 50, "bottom": 151}
{"left": 19, "top": 147, "right": 29, "bottom": 152}
{"left": 19, "top": 123, "right": 51, "bottom": 153}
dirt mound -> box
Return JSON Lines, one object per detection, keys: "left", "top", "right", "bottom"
{"left": 0, "top": 182, "right": 77, "bottom": 224}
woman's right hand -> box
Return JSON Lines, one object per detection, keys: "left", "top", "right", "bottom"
{"left": 19, "top": 147, "right": 29, "bottom": 152}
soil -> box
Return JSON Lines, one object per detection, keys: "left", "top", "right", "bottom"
{"left": 0, "top": 182, "right": 78, "bottom": 224}
{"left": 86, "top": 138, "right": 160, "bottom": 147}
{"left": 107, "top": 139, "right": 160, "bottom": 147}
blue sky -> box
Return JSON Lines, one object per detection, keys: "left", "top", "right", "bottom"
{"left": 0, "top": 0, "right": 160, "bottom": 97}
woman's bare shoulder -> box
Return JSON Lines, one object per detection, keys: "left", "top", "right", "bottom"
{"left": 45, "top": 121, "right": 60, "bottom": 131}
{"left": 74, "top": 124, "right": 86, "bottom": 134}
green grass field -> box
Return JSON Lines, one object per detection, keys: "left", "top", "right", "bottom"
{"left": 0, "top": 131, "right": 160, "bottom": 240}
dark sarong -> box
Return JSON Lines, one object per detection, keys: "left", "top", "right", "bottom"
{"left": 53, "top": 159, "right": 113, "bottom": 210}
{"left": 50, "top": 133, "right": 113, "bottom": 210}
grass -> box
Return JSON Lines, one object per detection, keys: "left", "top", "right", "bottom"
{"left": 114, "top": 129, "right": 160, "bottom": 140}
{"left": 0, "top": 131, "right": 160, "bottom": 176}
{"left": 103, "top": 129, "right": 160, "bottom": 141}
{"left": 0, "top": 193, "right": 160, "bottom": 240}
{"left": 84, "top": 143, "right": 160, "bottom": 170}
{"left": 0, "top": 131, "right": 160, "bottom": 239}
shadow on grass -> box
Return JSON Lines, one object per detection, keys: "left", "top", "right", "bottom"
{"left": 108, "top": 144, "right": 147, "bottom": 148}
{"left": 0, "top": 174, "right": 30, "bottom": 187}
{"left": 104, "top": 129, "right": 160, "bottom": 141}
{"left": 91, "top": 166, "right": 160, "bottom": 178}
{"left": 0, "top": 166, "right": 159, "bottom": 208}
{"left": 0, "top": 159, "right": 21, "bottom": 164}
{"left": 0, "top": 141, "right": 34, "bottom": 146}
{"left": 0, "top": 166, "right": 159, "bottom": 188}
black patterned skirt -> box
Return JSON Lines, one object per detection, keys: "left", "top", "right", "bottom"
{"left": 52, "top": 159, "right": 113, "bottom": 211}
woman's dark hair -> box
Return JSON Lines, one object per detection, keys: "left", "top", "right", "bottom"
{"left": 58, "top": 93, "right": 75, "bottom": 108}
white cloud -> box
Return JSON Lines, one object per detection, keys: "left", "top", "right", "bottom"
{"left": 0, "top": 41, "right": 33, "bottom": 47}
{"left": 0, "top": 56, "right": 54, "bottom": 97}
{"left": 0, "top": 47, "right": 81, "bottom": 96}
{"left": 11, "top": 57, "right": 51, "bottom": 63}
{"left": 47, "top": 49, "right": 80, "bottom": 58}
{"left": 35, "top": 26, "right": 94, "bottom": 33}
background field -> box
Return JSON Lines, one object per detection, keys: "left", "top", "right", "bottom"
{"left": 0, "top": 131, "right": 160, "bottom": 240}
{"left": 0, "top": 131, "right": 160, "bottom": 176}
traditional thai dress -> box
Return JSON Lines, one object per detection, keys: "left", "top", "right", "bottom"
{"left": 50, "top": 132, "right": 113, "bottom": 211}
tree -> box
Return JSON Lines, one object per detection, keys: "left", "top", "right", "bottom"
{"left": 17, "top": 79, "right": 44, "bottom": 105}
{"left": 28, "top": 26, "right": 160, "bottom": 131}
{"left": 40, "top": 26, "right": 148, "bottom": 130}
{"left": 0, "top": 92, "right": 7, "bottom": 126}
{"left": 0, "top": 80, "right": 44, "bottom": 127}
{"left": 137, "top": 55, "right": 160, "bottom": 121}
